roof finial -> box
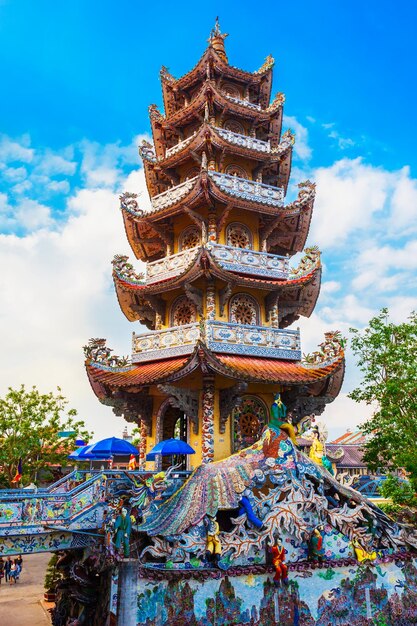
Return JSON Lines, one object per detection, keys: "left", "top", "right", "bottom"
{"left": 208, "top": 17, "right": 229, "bottom": 62}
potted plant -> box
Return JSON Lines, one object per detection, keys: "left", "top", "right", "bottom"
{"left": 44, "top": 554, "right": 62, "bottom": 602}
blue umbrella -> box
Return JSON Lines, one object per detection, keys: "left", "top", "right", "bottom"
{"left": 68, "top": 444, "right": 96, "bottom": 460}
{"left": 88, "top": 437, "right": 138, "bottom": 457}
{"left": 146, "top": 438, "right": 195, "bottom": 461}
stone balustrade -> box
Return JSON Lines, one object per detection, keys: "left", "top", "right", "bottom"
{"left": 132, "top": 321, "right": 301, "bottom": 362}
{"left": 215, "top": 127, "right": 270, "bottom": 153}
{"left": 224, "top": 94, "right": 262, "bottom": 110}
{"left": 208, "top": 243, "right": 289, "bottom": 279}
{"left": 209, "top": 171, "right": 284, "bottom": 207}
{"left": 144, "top": 243, "right": 289, "bottom": 283}
{"left": 150, "top": 176, "right": 198, "bottom": 212}
{"left": 146, "top": 247, "right": 200, "bottom": 284}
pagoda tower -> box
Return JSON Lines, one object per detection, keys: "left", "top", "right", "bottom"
{"left": 84, "top": 20, "right": 345, "bottom": 469}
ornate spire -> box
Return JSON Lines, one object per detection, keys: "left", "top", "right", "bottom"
{"left": 208, "top": 17, "right": 228, "bottom": 62}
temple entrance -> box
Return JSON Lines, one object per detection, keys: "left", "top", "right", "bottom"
{"left": 161, "top": 405, "right": 188, "bottom": 470}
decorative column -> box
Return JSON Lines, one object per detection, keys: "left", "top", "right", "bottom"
{"left": 138, "top": 420, "right": 147, "bottom": 468}
{"left": 116, "top": 559, "right": 139, "bottom": 626}
{"left": 208, "top": 211, "right": 217, "bottom": 242}
{"left": 206, "top": 281, "right": 216, "bottom": 321}
{"left": 201, "top": 376, "right": 215, "bottom": 463}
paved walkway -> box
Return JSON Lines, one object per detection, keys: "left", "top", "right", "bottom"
{"left": 0, "top": 553, "right": 51, "bottom": 626}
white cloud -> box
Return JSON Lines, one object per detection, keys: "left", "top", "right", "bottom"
{"left": 3, "top": 166, "right": 28, "bottom": 182}
{"left": 283, "top": 115, "right": 312, "bottom": 160}
{"left": 47, "top": 180, "right": 71, "bottom": 194}
{"left": 36, "top": 152, "right": 77, "bottom": 176}
{"left": 0, "top": 134, "right": 34, "bottom": 163}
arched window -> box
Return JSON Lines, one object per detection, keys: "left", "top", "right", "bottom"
{"left": 229, "top": 293, "right": 260, "bottom": 326}
{"left": 171, "top": 296, "right": 197, "bottom": 326}
{"left": 232, "top": 395, "right": 268, "bottom": 452}
{"left": 226, "top": 222, "right": 252, "bottom": 249}
{"left": 223, "top": 119, "right": 245, "bottom": 135}
{"left": 221, "top": 82, "right": 241, "bottom": 99}
{"left": 225, "top": 164, "right": 248, "bottom": 179}
{"left": 179, "top": 226, "right": 200, "bottom": 251}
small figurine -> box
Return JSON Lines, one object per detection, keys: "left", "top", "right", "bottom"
{"left": 114, "top": 507, "right": 132, "bottom": 558}
{"left": 270, "top": 393, "right": 297, "bottom": 444}
{"left": 204, "top": 515, "right": 222, "bottom": 566}
{"left": 270, "top": 537, "right": 288, "bottom": 587}
{"left": 351, "top": 538, "right": 377, "bottom": 563}
{"left": 309, "top": 526, "right": 325, "bottom": 562}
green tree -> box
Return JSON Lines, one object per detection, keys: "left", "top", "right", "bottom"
{"left": 349, "top": 308, "right": 417, "bottom": 488}
{"left": 0, "top": 385, "right": 90, "bottom": 487}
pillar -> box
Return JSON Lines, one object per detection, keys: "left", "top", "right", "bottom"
{"left": 138, "top": 420, "right": 147, "bottom": 469}
{"left": 201, "top": 376, "right": 215, "bottom": 463}
{"left": 206, "top": 282, "right": 216, "bottom": 321}
{"left": 116, "top": 559, "right": 139, "bottom": 626}
{"left": 208, "top": 211, "right": 217, "bottom": 242}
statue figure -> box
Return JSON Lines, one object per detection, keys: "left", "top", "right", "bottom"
{"left": 308, "top": 426, "right": 334, "bottom": 474}
{"left": 308, "top": 526, "right": 325, "bottom": 562}
{"left": 114, "top": 507, "right": 132, "bottom": 558}
{"left": 351, "top": 538, "right": 377, "bottom": 563}
{"left": 270, "top": 537, "right": 288, "bottom": 586}
{"left": 270, "top": 393, "right": 296, "bottom": 444}
{"left": 238, "top": 488, "right": 265, "bottom": 531}
{"left": 204, "top": 515, "right": 222, "bottom": 566}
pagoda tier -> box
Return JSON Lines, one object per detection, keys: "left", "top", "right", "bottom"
{"left": 149, "top": 83, "right": 284, "bottom": 159}
{"left": 140, "top": 123, "right": 292, "bottom": 197}
{"left": 111, "top": 246, "right": 321, "bottom": 329}
{"left": 160, "top": 43, "right": 274, "bottom": 117}
{"left": 120, "top": 178, "right": 315, "bottom": 262}
{"left": 85, "top": 334, "right": 344, "bottom": 467}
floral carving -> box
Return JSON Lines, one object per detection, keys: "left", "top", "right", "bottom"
{"left": 230, "top": 294, "right": 259, "bottom": 325}
{"left": 171, "top": 296, "right": 197, "bottom": 326}
{"left": 179, "top": 226, "right": 200, "bottom": 251}
{"left": 226, "top": 222, "right": 252, "bottom": 249}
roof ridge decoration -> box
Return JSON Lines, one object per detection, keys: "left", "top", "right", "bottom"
{"left": 267, "top": 92, "right": 285, "bottom": 112}
{"left": 83, "top": 338, "right": 130, "bottom": 369}
{"left": 208, "top": 17, "right": 228, "bottom": 62}
{"left": 119, "top": 192, "right": 143, "bottom": 218}
{"left": 139, "top": 139, "right": 156, "bottom": 163}
{"left": 112, "top": 254, "right": 145, "bottom": 284}
{"left": 254, "top": 54, "right": 275, "bottom": 75}
{"left": 302, "top": 331, "right": 346, "bottom": 367}
{"left": 290, "top": 246, "right": 321, "bottom": 278}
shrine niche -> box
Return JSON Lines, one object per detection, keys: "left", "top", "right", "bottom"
{"left": 231, "top": 395, "right": 268, "bottom": 452}
{"left": 171, "top": 295, "right": 197, "bottom": 326}
{"left": 226, "top": 222, "right": 252, "bottom": 249}
{"left": 229, "top": 293, "right": 260, "bottom": 325}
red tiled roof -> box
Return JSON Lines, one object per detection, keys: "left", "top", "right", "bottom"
{"left": 330, "top": 430, "right": 366, "bottom": 445}
{"left": 214, "top": 354, "right": 341, "bottom": 383}
{"left": 86, "top": 356, "right": 189, "bottom": 388}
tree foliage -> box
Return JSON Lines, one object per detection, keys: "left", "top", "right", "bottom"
{"left": 0, "top": 385, "right": 90, "bottom": 487}
{"left": 349, "top": 308, "right": 417, "bottom": 488}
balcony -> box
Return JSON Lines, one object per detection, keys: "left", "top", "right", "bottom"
{"left": 215, "top": 127, "right": 270, "bottom": 153}
{"left": 224, "top": 94, "right": 262, "bottom": 111}
{"left": 132, "top": 321, "right": 301, "bottom": 362}
{"left": 165, "top": 131, "right": 197, "bottom": 158}
{"left": 208, "top": 243, "right": 289, "bottom": 279}
{"left": 208, "top": 171, "right": 284, "bottom": 207}
{"left": 151, "top": 176, "right": 198, "bottom": 212}
{"left": 147, "top": 247, "right": 200, "bottom": 284}
{"left": 145, "top": 243, "right": 289, "bottom": 284}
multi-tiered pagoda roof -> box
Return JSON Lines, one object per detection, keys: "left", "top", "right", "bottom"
{"left": 85, "top": 20, "right": 344, "bottom": 467}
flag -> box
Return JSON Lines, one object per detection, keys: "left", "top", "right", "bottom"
{"left": 12, "top": 458, "right": 22, "bottom": 483}
{"left": 128, "top": 454, "right": 136, "bottom": 470}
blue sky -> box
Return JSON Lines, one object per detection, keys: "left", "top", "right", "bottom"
{"left": 1, "top": 1, "right": 417, "bottom": 439}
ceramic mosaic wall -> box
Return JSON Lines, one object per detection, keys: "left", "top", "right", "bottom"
{"left": 134, "top": 559, "right": 417, "bottom": 625}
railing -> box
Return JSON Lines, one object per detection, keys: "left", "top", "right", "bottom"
{"left": 145, "top": 243, "right": 289, "bottom": 283}
{"left": 132, "top": 321, "right": 301, "bottom": 362}
{"left": 208, "top": 243, "right": 289, "bottom": 279}
{"left": 209, "top": 171, "right": 284, "bottom": 207}
{"left": 224, "top": 94, "right": 262, "bottom": 111}
{"left": 150, "top": 176, "right": 198, "bottom": 212}
{"left": 146, "top": 246, "right": 200, "bottom": 284}
{"left": 165, "top": 132, "right": 197, "bottom": 158}
{"left": 215, "top": 127, "right": 270, "bottom": 153}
